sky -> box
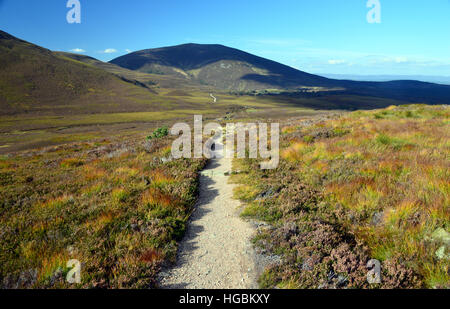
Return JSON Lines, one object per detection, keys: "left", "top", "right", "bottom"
{"left": 0, "top": 0, "right": 449, "bottom": 76}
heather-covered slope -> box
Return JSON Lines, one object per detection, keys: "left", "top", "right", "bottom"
{"left": 0, "top": 31, "right": 157, "bottom": 116}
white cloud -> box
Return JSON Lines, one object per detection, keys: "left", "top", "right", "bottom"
{"left": 374, "top": 56, "right": 409, "bottom": 64}
{"left": 394, "top": 57, "right": 408, "bottom": 63}
{"left": 70, "top": 48, "right": 86, "bottom": 53}
{"left": 328, "top": 59, "right": 347, "bottom": 65}
{"left": 100, "top": 48, "right": 118, "bottom": 54}
{"left": 125, "top": 49, "right": 132, "bottom": 53}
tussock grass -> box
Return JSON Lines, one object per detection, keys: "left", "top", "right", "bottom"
{"left": 0, "top": 135, "right": 206, "bottom": 288}
{"left": 234, "top": 104, "right": 449, "bottom": 288}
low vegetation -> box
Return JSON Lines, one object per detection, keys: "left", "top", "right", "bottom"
{"left": 0, "top": 135, "right": 206, "bottom": 288}
{"left": 147, "top": 126, "right": 169, "bottom": 140}
{"left": 232, "top": 104, "right": 449, "bottom": 289}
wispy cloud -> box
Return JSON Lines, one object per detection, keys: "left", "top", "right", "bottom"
{"left": 328, "top": 59, "right": 347, "bottom": 65}
{"left": 125, "top": 49, "right": 132, "bottom": 53}
{"left": 70, "top": 48, "right": 86, "bottom": 53}
{"left": 247, "top": 38, "right": 311, "bottom": 47}
{"left": 99, "top": 48, "right": 118, "bottom": 54}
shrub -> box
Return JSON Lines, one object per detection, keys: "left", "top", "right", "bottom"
{"left": 147, "top": 126, "right": 169, "bottom": 140}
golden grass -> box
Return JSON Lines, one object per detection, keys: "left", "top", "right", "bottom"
{"left": 83, "top": 165, "right": 106, "bottom": 181}
{"left": 149, "top": 169, "right": 176, "bottom": 187}
{"left": 60, "top": 158, "right": 84, "bottom": 168}
{"left": 141, "top": 188, "right": 176, "bottom": 208}
{"left": 34, "top": 196, "right": 73, "bottom": 212}
{"left": 38, "top": 252, "right": 69, "bottom": 282}
{"left": 111, "top": 188, "right": 129, "bottom": 204}
{"left": 140, "top": 249, "right": 164, "bottom": 264}
{"left": 281, "top": 105, "right": 449, "bottom": 287}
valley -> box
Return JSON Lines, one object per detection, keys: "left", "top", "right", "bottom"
{"left": 1, "top": 30, "right": 450, "bottom": 155}
{"left": 0, "top": 28, "right": 448, "bottom": 290}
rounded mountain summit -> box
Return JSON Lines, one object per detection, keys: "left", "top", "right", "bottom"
{"left": 109, "top": 43, "right": 331, "bottom": 91}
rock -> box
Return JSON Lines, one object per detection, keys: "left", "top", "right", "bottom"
{"left": 371, "top": 211, "right": 384, "bottom": 226}
{"left": 143, "top": 140, "right": 154, "bottom": 153}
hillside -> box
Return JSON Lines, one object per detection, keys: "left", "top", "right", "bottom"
{"left": 232, "top": 104, "right": 449, "bottom": 289}
{"left": 110, "top": 43, "right": 450, "bottom": 104}
{"left": 0, "top": 31, "right": 159, "bottom": 116}
{"left": 55, "top": 52, "right": 203, "bottom": 91}
{"left": 110, "top": 43, "right": 332, "bottom": 91}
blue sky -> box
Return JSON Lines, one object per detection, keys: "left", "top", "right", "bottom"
{"left": 0, "top": 0, "right": 449, "bottom": 76}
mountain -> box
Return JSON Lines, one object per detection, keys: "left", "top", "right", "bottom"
{"left": 110, "top": 43, "right": 450, "bottom": 104}
{"left": 0, "top": 30, "right": 158, "bottom": 116}
{"left": 110, "top": 43, "right": 333, "bottom": 91}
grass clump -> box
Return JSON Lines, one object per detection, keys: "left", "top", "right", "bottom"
{"left": 147, "top": 126, "right": 169, "bottom": 140}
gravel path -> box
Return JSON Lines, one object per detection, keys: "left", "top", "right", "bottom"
{"left": 159, "top": 155, "right": 260, "bottom": 289}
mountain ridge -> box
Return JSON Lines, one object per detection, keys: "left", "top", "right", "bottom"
{"left": 109, "top": 43, "right": 450, "bottom": 104}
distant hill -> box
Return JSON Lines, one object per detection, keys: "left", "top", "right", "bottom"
{"left": 110, "top": 43, "right": 333, "bottom": 91}
{"left": 322, "top": 74, "right": 450, "bottom": 85}
{"left": 110, "top": 43, "right": 450, "bottom": 104}
{"left": 0, "top": 30, "right": 158, "bottom": 116}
